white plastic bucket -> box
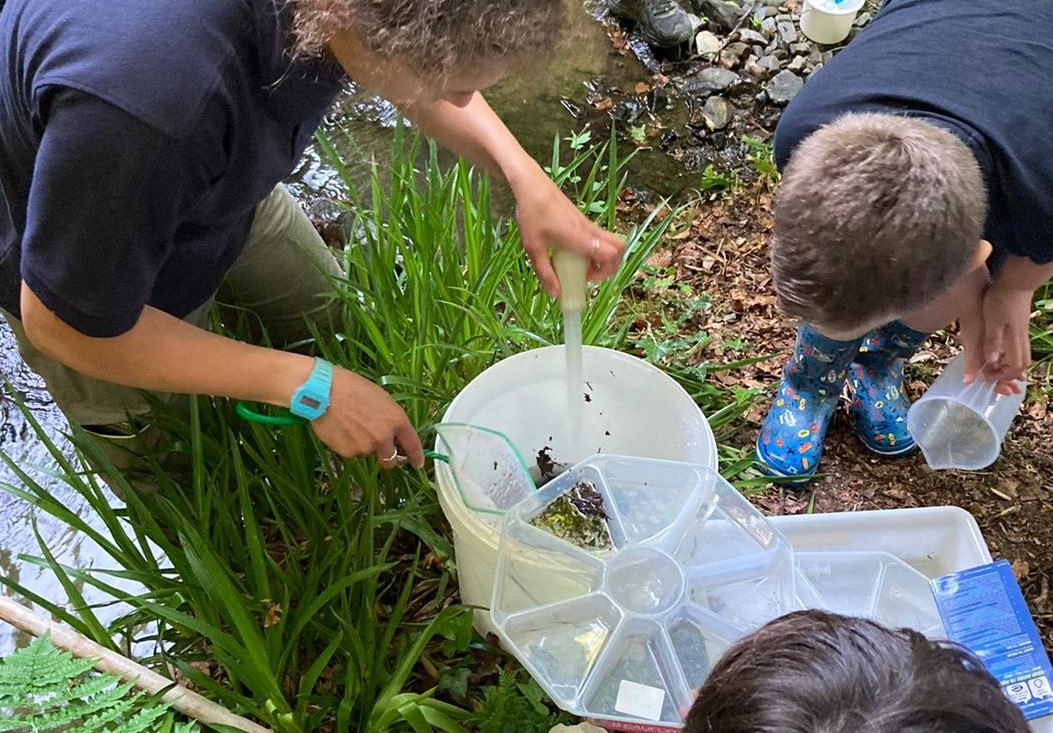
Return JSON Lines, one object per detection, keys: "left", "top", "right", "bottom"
{"left": 800, "top": 0, "right": 866, "bottom": 45}
{"left": 435, "top": 346, "right": 717, "bottom": 636}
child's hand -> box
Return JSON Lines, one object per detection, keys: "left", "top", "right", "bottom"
{"left": 961, "top": 282, "right": 1032, "bottom": 394}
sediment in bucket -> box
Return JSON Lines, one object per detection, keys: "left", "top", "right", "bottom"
{"left": 435, "top": 346, "right": 716, "bottom": 636}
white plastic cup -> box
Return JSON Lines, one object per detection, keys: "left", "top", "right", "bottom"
{"left": 799, "top": 0, "right": 866, "bottom": 45}
{"left": 906, "top": 353, "right": 1026, "bottom": 471}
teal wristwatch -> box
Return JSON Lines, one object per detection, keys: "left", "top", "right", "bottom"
{"left": 289, "top": 358, "right": 333, "bottom": 420}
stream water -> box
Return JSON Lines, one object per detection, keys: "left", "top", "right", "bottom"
{"left": 0, "top": 321, "right": 138, "bottom": 655}
{"left": 0, "top": 9, "right": 695, "bottom": 654}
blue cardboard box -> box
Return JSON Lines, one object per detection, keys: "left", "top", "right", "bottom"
{"left": 932, "top": 560, "right": 1053, "bottom": 722}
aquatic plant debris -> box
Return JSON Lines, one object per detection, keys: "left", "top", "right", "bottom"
{"left": 531, "top": 479, "right": 613, "bottom": 551}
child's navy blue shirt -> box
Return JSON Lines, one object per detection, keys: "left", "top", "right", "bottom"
{"left": 774, "top": 0, "right": 1053, "bottom": 265}
{"left": 0, "top": 0, "right": 344, "bottom": 336}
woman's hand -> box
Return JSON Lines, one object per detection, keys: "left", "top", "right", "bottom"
{"left": 513, "top": 172, "right": 625, "bottom": 298}
{"left": 310, "top": 367, "right": 424, "bottom": 468}
{"left": 394, "top": 94, "right": 626, "bottom": 299}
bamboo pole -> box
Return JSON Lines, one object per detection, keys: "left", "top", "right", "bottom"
{"left": 0, "top": 596, "right": 272, "bottom": 733}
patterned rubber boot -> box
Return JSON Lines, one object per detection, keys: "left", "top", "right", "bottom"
{"left": 756, "top": 325, "right": 864, "bottom": 481}
{"left": 847, "top": 320, "right": 930, "bottom": 456}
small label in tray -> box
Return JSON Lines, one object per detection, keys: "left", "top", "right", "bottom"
{"left": 614, "top": 679, "right": 665, "bottom": 721}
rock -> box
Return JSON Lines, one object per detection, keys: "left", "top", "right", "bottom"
{"left": 695, "top": 29, "right": 723, "bottom": 56}
{"left": 611, "top": 98, "right": 646, "bottom": 124}
{"left": 737, "top": 28, "right": 768, "bottom": 46}
{"left": 718, "top": 41, "right": 749, "bottom": 69}
{"left": 691, "top": 66, "right": 741, "bottom": 93}
{"left": 787, "top": 54, "right": 808, "bottom": 72}
{"left": 761, "top": 17, "right": 777, "bottom": 35}
{"left": 854, "top": 11, "right": 872, "bottom": 26}
{"left": 766, "top": 69, "right": 803, "bottom": 104}
{"left": 723, "top": 40, "right": 750, "bottom": 59}
{"left": 703, "top": 95, "right": 733, "bottom": 130}
{"left": 758, "top": 54, "right": 782, "bottom": 73}
{"left": 307, "top": 199, "right": 353, "bottom": 249}
{"left": 744, "top": 57, "right": 768, "bottom": 80}
{"left": 695, "top": 0, "right": 745, "bottom": 33}
{"left": 776, "top": 18, "right": 798, "bottom": 45}
{"left": 649, "top": 85, "right": 670, "bottom": 113}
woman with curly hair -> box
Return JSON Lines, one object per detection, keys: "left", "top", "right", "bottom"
{"left": 0, "top": 0, "right": 624, "bottom": 476}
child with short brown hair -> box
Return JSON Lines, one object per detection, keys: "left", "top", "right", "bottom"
{"left": 755, "top": 0, "right": 1053, "bottom": 480}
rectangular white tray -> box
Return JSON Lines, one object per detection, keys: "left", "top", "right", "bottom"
{"left": 770, "top": 506, "right": 1049, "bottom": 733}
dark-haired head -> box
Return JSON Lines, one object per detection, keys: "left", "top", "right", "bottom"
{"left": 685, "top": 610, "right": 1027, "bottom": 733}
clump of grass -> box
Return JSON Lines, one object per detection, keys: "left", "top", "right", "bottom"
{"left": 698, "top": 164, "right": 739, "bottom": 195}
{"left": 2, "top": 126, "right": 739, "bottom": 732}
{"left": 1030, "top": 278, "right": 1053, "bottom": 390}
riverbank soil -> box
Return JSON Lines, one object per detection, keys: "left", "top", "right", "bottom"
{"left": 592, "top": 0, "right": 1053, "bottom": 650}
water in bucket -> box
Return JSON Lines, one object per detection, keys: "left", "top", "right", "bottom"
{"left": 552, "top": 250, "right": 589, "bottom": 457}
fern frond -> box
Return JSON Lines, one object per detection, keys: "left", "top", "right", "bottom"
{"left": 0, "top": 633, "right": 199, "bottom": 733}
{"left": 0, "top": 633, "right": 96, "bottom": 702}
{"left": 474, "top": 670, "right": 569, "bottom": 733}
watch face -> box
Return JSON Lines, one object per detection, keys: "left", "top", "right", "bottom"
{"left": 298, "top": 395, "right": 322, "bottom": 410}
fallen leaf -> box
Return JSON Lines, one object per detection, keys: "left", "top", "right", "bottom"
{"left": 263, "top": 599, "right": 283, "bottom": 628}
{"left": 997, "top": 477, "right": 1021, "bottom": 498}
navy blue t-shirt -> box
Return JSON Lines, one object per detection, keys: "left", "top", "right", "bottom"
{"left": 0, "top": 0, "right": 344, "bottom": 337}
{"left": 774, "top": 0, "right": 1053, "bottom": 265}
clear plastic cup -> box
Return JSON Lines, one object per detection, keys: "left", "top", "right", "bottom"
{"left": 906, "top": 353, "right": 1026, "bottom": 471}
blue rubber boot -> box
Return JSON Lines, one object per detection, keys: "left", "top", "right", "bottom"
{"left": 848, "top": 321, "right": 929, "bottom": 456}
{"left": 756, "top": 325, "right": 864, "bottom": 481}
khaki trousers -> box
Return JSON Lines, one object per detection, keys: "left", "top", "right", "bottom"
{"left": 3, "top": 185, "right": 343, "bottom": 481}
